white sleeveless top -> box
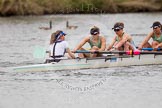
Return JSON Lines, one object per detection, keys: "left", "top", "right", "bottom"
{"left": 49, "top": 41, "right": 69, "bottom": 56}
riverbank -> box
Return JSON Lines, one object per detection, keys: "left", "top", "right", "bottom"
{"left": 0, "top": 0, "right": 162, "bottom": 16}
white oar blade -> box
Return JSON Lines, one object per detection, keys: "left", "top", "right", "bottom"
{"left": 33, "top": 46, "right": 46, "bottom": 59}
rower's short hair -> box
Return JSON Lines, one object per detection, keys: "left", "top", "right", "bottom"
{"left": 114, "top": 22, "right": 124, "bottom": 28}
{"left": 112, "top": 22, "right": 124, "bottom": 30}
{"left": 151, "top": 21, "right": 162, "bottom": 30}
{"left": 90, "top": 26, "right": 100, "bottom": 35}
{"left": 119, "top": 22, "right": 124, "bottom": 28}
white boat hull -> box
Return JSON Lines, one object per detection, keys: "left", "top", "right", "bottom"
{"left": 11, "top": 54, "right": 162, "bottom": 72}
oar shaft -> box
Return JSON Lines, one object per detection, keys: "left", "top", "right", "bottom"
{"left": 135, "top": 47, "right": 162, "bottom": 51}
{"left": 141, "top": 48, "right": 161, "bottom": 51}
{"left": 75, "top": 50, "right": 125, "bottom": 54}
{"left": 75, "top": 50, "right": 162, "bottom": 55}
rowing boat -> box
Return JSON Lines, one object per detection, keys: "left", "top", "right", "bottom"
{"left": 11, "top": 51, "right": 162, "bottom": 72}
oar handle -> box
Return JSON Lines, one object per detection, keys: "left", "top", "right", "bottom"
{"left": 126, "top": 50, "right": 140, "bottom": 55}
{"left": 127, "top": 50, "right": 162, "bottom": 55}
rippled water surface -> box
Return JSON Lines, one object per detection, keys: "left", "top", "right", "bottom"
{"left": 0, "top": 13, "right": 162, "bottom": 108}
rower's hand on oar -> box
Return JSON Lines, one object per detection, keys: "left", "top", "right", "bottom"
{"left": 110, "top": 48, "right": 115, "bottom": 51}
{"left": 154, "top": 47, "right": 158, "bottom": 51}
{"left": 138, "top": 45, "right": 143, "bottom": 50}
{"left": 71, "top": 50, "right": 75, "bottom": 53}
{"left": 90, "top": 49, "right": 95, "bottom": 53}
{"left": 72, "top": 49, "right": 77, "bottom": 53}
{"left": 154, "top": 45, "right": 160, "bottom": 51}
{"left": 109, "top": 47, "right": 118, "bottom": 51}
{"left": 90, "top": 50, "right": 99, "bottom": 53}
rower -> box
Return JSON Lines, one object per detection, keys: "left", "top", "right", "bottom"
{"left": 107, "top": 22, "right": 136, "bottom": 51}
{"left": 73, "top": 26, "right": 106, "bottom": 58}
{"left": 46, "top": 30, "right": 75, "bottom": 63}
{"left": 138, "top": 21, "right": 162, "bottom": 50}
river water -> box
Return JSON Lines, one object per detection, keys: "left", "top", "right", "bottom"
{"left": 0, "top": 13, "right": 162, "bottom": 108}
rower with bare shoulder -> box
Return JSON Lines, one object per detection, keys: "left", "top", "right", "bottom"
{"left": 138, "top": 21, "right": 162, "bottom": 50}
{"left": 73, "top": 26, "right": 106, "bottom": 58}
{"left": 107, "top": 22, "right": 136, "bottom": 51}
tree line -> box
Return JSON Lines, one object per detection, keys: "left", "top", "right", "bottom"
{"left": 0, "top": 0, "right": 162, "bottom": 16}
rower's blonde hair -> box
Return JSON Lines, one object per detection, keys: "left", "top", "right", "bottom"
{"left": 91, "top": 26, "right": 99, "bottom": 29}
{"left": 119, "top": 22, "right": 124, "bottom": 28}
{"left": 152, "top": 21, "right": 162, "bottom": 30}
{"left": 50, "top": 32, "right": 56, "bottom": 44}
{"left": 50, "top": 30, "right": 62, "bottom": 44}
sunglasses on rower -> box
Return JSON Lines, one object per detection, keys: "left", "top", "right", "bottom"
{"left": 153, "top": 26, "right": 160, "bottom": 29}
{"left": 114, "top": 29, "right": 121, "bottom": 32}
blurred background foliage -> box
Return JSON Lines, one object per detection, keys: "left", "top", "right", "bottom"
{"left": 0, "top": 0, "right": 162, "bottom": 16}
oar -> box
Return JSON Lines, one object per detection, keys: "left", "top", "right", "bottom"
{"left": 75, "top": 50, "right": 162, "bottom": 55}
{"left": 141, "top": 48, "right": 161, "bottom": 51}
{"left": 33, "top": 46, "right": 162, "bottom": 59}
{"left": 33, "top": 46, "right": 47, "bottom": 59}
{"left": 135, "top": 46, "right": 162, "bottom": 51}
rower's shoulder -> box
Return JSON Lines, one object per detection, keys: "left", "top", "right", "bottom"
{"left": 124, "top": 33, "right": 131, "bottom": 36}
{"left": 148, "top": 31, "right": 154, "bottom": 36}
{"left": 85, "top": 35, "right": 91, "bottom": 39}
{"left": 81, "top": 36, "right": 91, "bottom": 42}
{"left": 124, "top": 33, "right": 132, "bottom": 38}
{"left": 99, "top": 35, "right": 106, "bottom": 39}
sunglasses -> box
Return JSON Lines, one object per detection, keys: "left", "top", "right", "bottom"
{"left": 91, "top": 32, "right": 99, "bottom": 35}
{"left": 153, "top": 26, "right": 159, "bottom": 29}
{"left": 114, "top": 29, "right": 120, "bottom": 32}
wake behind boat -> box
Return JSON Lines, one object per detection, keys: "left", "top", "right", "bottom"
{"left": 10, "top": 51, "right": 162, "bottom": 72}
